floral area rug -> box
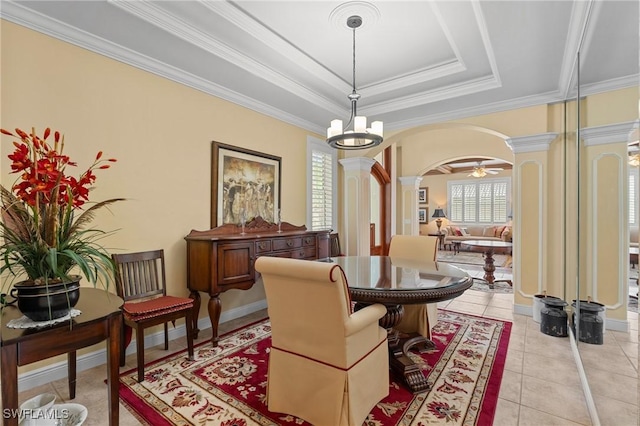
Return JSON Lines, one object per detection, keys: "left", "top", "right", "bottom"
{"left": 119, "top": 310, "right": 511, "bottom": 426}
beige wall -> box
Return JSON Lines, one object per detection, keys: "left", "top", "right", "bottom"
{"left": 1, "top": 21, "right": 320, "bottom": 370}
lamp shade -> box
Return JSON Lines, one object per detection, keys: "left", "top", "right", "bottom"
{"left": 432, "top": 208, "right": 446, "bottom": 219}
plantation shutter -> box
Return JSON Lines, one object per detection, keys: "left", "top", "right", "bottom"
{"left": 478, "top": 183, "right": 492, "bottom": 222}
{"left": 450, "top": 184, "right": 463, "bottom": 222}
{"left": 448, "top": 178, "right": 510, "bottom": 224}
{"left": 310, "top": 149, "right": 333, "bottom": 230}
{"left": 464, "top": 184, "right": 476, "bottom": 222}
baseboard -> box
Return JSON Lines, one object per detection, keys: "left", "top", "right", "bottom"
{"left": 513, "top": 303, "right": 532, "bottom": 317}
{"left": 17, "top": 299, "right": 268, "bottom": 392}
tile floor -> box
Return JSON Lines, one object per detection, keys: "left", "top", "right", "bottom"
{"left": 9, "top": 265, "right": 639, "bottom": 425}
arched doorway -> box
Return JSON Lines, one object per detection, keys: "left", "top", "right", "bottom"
{"left": 370, "top": 149, "right": 392, "bottom": 255}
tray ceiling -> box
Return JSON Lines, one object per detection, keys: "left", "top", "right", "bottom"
{"left": 1, "top": 1, "right": 638, "bottom": 136}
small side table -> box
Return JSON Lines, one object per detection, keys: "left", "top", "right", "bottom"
{"left": 428, "top": 233, "right": 445, "bottom": 251}
{"left": 1, "top": 288, "right": 123, "bottom": 426}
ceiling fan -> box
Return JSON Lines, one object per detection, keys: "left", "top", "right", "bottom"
{"left": 468, "top": 161, "right": 504, "bottom": 178}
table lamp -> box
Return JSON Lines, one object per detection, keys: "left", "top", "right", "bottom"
{"left": 432, "top": 208, "right": 447, "bottom": 234}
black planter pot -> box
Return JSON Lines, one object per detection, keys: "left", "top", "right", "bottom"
{"left": 10, "top": 276, "right": 81, "bottom": 321}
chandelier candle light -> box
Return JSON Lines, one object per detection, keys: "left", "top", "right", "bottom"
{"left": 326, "top": 15, "right": 383, "bottom": 150}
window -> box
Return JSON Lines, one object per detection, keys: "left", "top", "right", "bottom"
{"left": 307, "top": 137, "right": 337, "bottom": 230}
{"left": 630, "top": 168, "right": 638, "bottom": 225}
{"left": 448, "top": 178, "right": 510, "bottom": 224}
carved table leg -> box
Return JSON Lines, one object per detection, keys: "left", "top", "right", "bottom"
{"left": 208, "top": 294, "right": 222, "bottom": 347}
{"left": 189, "top": 290, "right": 201, "bottom": 339}
{"left": 482, "top": 248, "right": 496, "bottom": 288}
{"left": 355, "top": 302, "right": 432, "bottom": 393}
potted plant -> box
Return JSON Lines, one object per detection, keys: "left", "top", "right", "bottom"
{"left": 0, "top": 127, "right": 123, "bottom": 321}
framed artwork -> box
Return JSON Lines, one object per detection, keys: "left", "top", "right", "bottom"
{"left": 418, "top": 187, "right": 428, "bottom": 204}
{"left": 211, "top": 142, "right": 281, "bottom": 227}
{"left": 418, "top": 208, "right": 428, "bottom": 224}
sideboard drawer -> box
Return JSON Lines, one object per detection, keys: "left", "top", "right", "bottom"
{"left": 273, "top": 237, "right": 302, "bottom": 251}
{"left": 255, "top": 240, "right": 272, "bottom": 254}
{"left": 302, "top": 236, "right": 316, "bottom": 247}
{"left": 291, "top": 247, "right": 317, "bottom": 259}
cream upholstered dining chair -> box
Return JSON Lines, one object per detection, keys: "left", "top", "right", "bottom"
{"left": 388, "top": 235, "right": 439, "bottom": 339}
{"left": 255, "top": 256, "right": 389, "bottom": 426}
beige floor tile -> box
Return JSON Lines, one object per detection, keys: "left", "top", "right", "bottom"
{"left": 517, "top": 405, "right": 590, "bottom": 426}
{"left": 520, "top": 375, "right": 591, "bottom": 425}
{"left": 585, "top": 367, "right": 637, "bottom": 406}
{"left": 498, "top": 370, "right": 522, "bottom": 404}
{"left": 523, "top": 330, "right": 573, "bottom": 359}
{"left": 521, "top": 352, "right": 581, "bottom": 388}
{"left": 483, "top": 306, "right": 515, "bottom": 321}
{"left": 456, "top": 291, "right": 492, "bottom": 305}
{"left": 504, "top": 348, "right": 524, "bottom": 374}
{"left": 493, "top": 398, "right": 520, "bottom": 425}
{"left": 579, "top": 347, "right": 637, "bottom": 377}
{"left": 445, "top": 300, "right": 487, "bottom": 315}
{"left": 488, "top": 296, "right": 514, "bottom": 309}
{"left": 611, "top": 329, "right": 638, "bottom": 343}
{"left": 506, "top": 331, "right": 525, "bottom": 352}
{"left": 594, "top": 394, "right": 638, "bottom": 426}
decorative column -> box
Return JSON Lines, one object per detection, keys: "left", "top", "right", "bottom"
{"left": 339, "top": 157, "right": 376, "bottom": 255}
{"left": 398, "top": 176, "right": 423, "bottom": 236}
{"left": 580, "top": 121, "right": 636, "bottom": 331}
{"left": 506, "top": 133, "right": 557, "bottom": 315}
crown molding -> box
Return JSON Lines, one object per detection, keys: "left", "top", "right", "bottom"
{"left": 581, "top": 121, "right": 638, "bottom": 146}
{"left": 506, "top": 133, "right": 558, "bottom": 153}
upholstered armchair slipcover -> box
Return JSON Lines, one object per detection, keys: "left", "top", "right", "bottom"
{"left": 388, "top": 235, "right": 439, "bottom": 339}
{"left": 255, "top": 256, "right": 389, "bottom": 426}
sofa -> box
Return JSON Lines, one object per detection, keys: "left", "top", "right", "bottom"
{"left": 442, "top": 224, "right": 512, "bottom": 251}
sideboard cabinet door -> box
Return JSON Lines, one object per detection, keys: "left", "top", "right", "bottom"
{"left": 216, "top": 242, "right": 255, "bottom": 287}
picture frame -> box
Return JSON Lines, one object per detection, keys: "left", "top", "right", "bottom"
{"left": 418, "top": 207, "right": 428, "bottom": 224}
{"left": 211, "top": 141, "right": 281, "bottom": 228}
{"left": 418, "top": 187, "right": 428, "bottom": 204}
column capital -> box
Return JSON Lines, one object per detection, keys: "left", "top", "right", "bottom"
{"left": 505, "top": 133, "right": 558, "bottom": 153}
{"left": 339, "top": 157, "right": 376, "bottom": 172}
{"left": 398, "top": 176, "right": 423, "bottom": 187}
{"left": 581, "top": 120, "right": 637, "bottom": 146}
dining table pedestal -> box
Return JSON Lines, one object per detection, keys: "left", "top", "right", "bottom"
{"left": 334, "top": 256, "right": 472, "bottom": 393}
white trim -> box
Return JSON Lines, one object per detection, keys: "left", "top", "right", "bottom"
{"left": 570, "top": 331, "right": 601, "bottom": 426}
{"left": 513, "top": 303, "right": 532, "bottom": 317}
{"left": 605, "top": 317, "right": 629, "bottom": 332}
{"left": 17, "top": 299, "right": 267, "bottom": 391}
{"left": 506, "top": 133, "right": 558, "bottom": 154}
{"left": 515, "top": 160, "right": 545, "bottom": 299}
{"left": 590, "top": 153, "right": 625, "bottom": 310}
{"left": 581, "top": 121, "right": 638, "bottom": 147}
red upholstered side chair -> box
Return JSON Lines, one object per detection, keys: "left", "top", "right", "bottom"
{"left": 112, "top": 249, "right": 195, "bottom": 382}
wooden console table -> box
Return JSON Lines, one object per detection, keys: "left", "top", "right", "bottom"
{"left": 185, "top": 217, "right": 330, "bottom": 346}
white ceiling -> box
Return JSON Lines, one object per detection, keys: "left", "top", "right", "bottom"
{"left": 1, "top": 1, "right": 638, "bottom": 136}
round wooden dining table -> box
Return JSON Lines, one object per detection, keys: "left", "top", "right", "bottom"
{"left": 328, "top": 255, "right": 472, "bottom": 393}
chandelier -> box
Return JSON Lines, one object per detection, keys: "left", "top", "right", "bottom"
{"left": 630, "top": 153, "right": 640, "bottom": 167}
{"left": 326, "top": 15, "right": 383, "bottom": 150}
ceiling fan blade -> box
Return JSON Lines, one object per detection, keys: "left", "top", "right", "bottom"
{"left": 487, "top": 170, "right": 499, "bottom": 174}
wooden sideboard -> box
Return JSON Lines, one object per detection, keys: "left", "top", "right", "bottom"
{"left": 185, "top": 216, "right": 330, "bottom": 345}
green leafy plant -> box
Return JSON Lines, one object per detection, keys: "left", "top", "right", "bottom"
{"left": 0, "top": 127, "right": 123, "bottom": 287}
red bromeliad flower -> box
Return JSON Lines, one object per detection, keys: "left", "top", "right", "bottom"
{"left": 0, "top": 127, "right": 124, "bottom": 284}
{"left": 0, "top": 127, "right": 116, "bottom": 208}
